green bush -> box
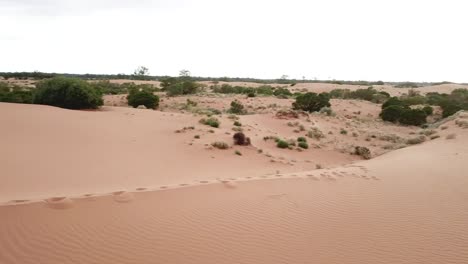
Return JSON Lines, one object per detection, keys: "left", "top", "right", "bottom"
{"left": 273, "top": 87, "right": 292, "bottom": 97}
{"left": 380, "top": 105, "right": 406, "bottom": 123}
{"left": 233, "top": 121, "right": 242, "bottom": 126}
{"left": 399, "top": 109, "right": 427, "bottom": 126}
{"left": 382, "top": 97, "right": 407, "bottom": 109}
{"left": 229, "top": 100, "right": 245, "bottom": 114}
{"left": 298, "top": 141, "right": 309, "bottom": 149}
{"left": 0, "top": 89, "right": 33, "bottom": 104}
{"left": 276, "top": 140, "right": 289, "bottom": 149}
{"left": 127, "top": 90, "right": 159, "bottom": 109}
{"left": 34, "top": 77, "right": 103, "bottom": 109}
{"left": 247, "top": 92, "right": 256, "bottom": 97}
{"left": 297, "top": 136, "right": 307, "bottom": 142}
{"left": 422, "top": 105, "right": 433, "bottom": 115}
{"left": 292, "top": 92, "right": 330, "bottom": 112}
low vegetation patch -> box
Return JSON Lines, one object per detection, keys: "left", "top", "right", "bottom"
{"left": 211, "top": 141, "right": 229, "bottom": 149}
{"left": 354, "top": 146, "right": 371, "bottom": 159}
{"left": 199, "top": 117, "right": 220, "bottom": 128}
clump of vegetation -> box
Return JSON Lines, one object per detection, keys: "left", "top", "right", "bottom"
{"left": 127, "top": 90, "right": 159, "bottom": 109}
{"left": 422, "top": 105, "right": 434, "bottom": 115}
{"left": 307, "top": 127, "right": 325, "bottom": 140}
{"left": 297, "top": 136, "right": 307, "bottom": 143}
{"left": 292, "top": 92, "right": 331, "bottom": 112}
{"left": 199, "top": 117, "right": 220, "bottom": 128}
{"left": 340, "top": 128, "right": 348, "bottom": 135}
{"left": 354, "top": 146, "right": 371, "bottom": 159}
{"left": 229, "top": 100, "right": 246, "bottom": 114}
{"left": 276, "top": 140, "right": 289, "bottom": 149}
{"left": 329, "top": 87, "right": 390, "bottom": 103}
{"left": 380, "top": 97, "right": 428, "bottom": 126}
{"left": 212, "top": 141, "right": 229, "bottom": 149}
{"left": 0, "top": 83, "right": 33, "bottom": 104}
{"left": 163, "top": 70, "right": 199, "bottom": 96}
{"left": 319, "top": 106, "right": 334, "bottom": 116}
{"left": 34, "top": 77, "right": 103, "bottom": 109}
{"left": 233, "top": 132, "right": 251, "bottom": 146}
{"left": 455, "top": 119, "right": 468, "bottom": 128}
{"left": 406, "top": 135, "right": 426, "bottom": 145}
{"left": 194, "top": 135, "right": 200, "bottom": 139}
{"left": 298, "top": 141, "right": 309, "bottom": 149}
{"left": 233, "top": 121, "right": 242, "bottom": 127}
{"left": 235, "top": 150, "right": 242, "bottom": 156}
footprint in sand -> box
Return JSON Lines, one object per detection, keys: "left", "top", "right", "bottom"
{"left": 199, "top": 180, "right": 209, "bottom": 184}
{"left": 159, "top": 186, "right": 168, "bottom": 189}
{"left": 179, "top": 183, "right": 189, "bottom": 187}
{"left": 112, "top": 191, "right": 134, "bottom": 203}
{"left": 45, "top": 197, "right": 75, "bottom": 209}
{"left": 9, "top": 199, "right": 30, "bottom": 204}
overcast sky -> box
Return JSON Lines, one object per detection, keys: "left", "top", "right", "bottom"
{"left": 1, "top": 0, "right": 467, "bottom": 82}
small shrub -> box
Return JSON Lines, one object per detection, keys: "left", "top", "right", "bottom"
{"left": 340, "top": 129, "right": 348, "bottom": 135}
{"left": 399, "top": 109, "right": 427, "bottom": 126}
{"left": 382, "top": 97, "right": 407, "bottom": 110}
{"left": 127, "top": 90, "right": 159, "bottom": 109}
{"left": 307, "top": 127, "right": 325, "bottom": 140}
{"left": 229, "top": 100, "right": 245, "bottom": 114}
{"left": 298, "top": 141, "right": 309, "bottom": 149}
{"left": 194, "top": 135, "right": 200, "bottom": 139}
{"left": 354, "top": 146, "right": 371, "bottom": 159}
{"left": 233, "top": 132, "right": 251, "bottom": 146}
{"left": 235, "top": 150, "right": 242, "bottom": 156}
{"left": 233, "top": 121, "right": 242, "bottom": 127}
{"left": 199, "top": 117, "right": 220, "bottom": 128}
{"left": 297, "top": 136, "right": 307, "bottom": 142}
{"left": 212, "top": 141, "right": 229, "bottom": 149}
{"left": 247, "top": 92, "right": 256, "bottom": 98}
{"left": 276, "top": 140, "right": 289, "bottom": 149}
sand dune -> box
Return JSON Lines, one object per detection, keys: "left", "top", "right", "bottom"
{"left": 1, "top": 101, "right": 468, "bottom": 263}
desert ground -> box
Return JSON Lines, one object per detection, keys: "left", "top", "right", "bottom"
{"left": 1, "top": 80, "right": 468, "bottom": 264}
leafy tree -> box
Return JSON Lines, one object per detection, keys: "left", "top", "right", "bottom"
{"left": 292, "top": 92, "right": 331, "bottom": 112}
{"left": 34, "top": 77, "right": 103, "bottom": 109}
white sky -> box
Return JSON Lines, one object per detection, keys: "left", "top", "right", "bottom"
{"left": 1, "top": 0, "right": 467, "bottom": 82}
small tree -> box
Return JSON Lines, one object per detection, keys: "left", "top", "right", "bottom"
{"left": 34, "top": 77, "right": 103, "bottom": 109}
{"left": 133, "top": 66, "right": 150, "bottom": 80}
{"left": 127, "top": 90, "right": 159, "bottom": 109}
{"left": 292, "top": 92, "right": 330, "bottom": 112}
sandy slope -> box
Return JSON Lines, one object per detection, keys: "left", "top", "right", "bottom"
{"left": 1, "top": 102, "right": 468, "bottom": 264}
{"left": 1, "top": 112, "right": 467, "bottom": 263}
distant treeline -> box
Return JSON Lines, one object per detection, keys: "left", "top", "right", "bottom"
{"left": 0, "top": 71, "right": 459, "bottom": 87}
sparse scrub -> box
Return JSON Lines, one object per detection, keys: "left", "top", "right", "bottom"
{"left": 354, "top": 146, "right": 371, "bottom": 159}
{"left": 307, "top": 127, "right": 325, "bottom": 140}
{"left": 235, "top": 150, "right": 242, "bottom": 156}
{"left": 229, "top": 100, "right": 246, "bottom": 114}
{"left": 211, "top": 141, "right": 229, "bottom": 149}
{"left": 233, "top": 121, "right": 242, "bottom": 126}
{"left": 199, "top": 117, "right": 220, "bottom": 128}
{"left": 406, "top": 135, "right": 426, "bottom": 145}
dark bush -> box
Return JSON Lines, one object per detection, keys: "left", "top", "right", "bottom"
{"left": 276, "top": 140, "right": 289, "bottom": 149}
{"left": 298, "top": 141, "right": 309, "bottom": 149}
{"left": 34, "top": 77, "right": 103, "bottom": 109}
{"left": 380, "top": 105, "right": 406, "bottom": 123}
{"left": 292, "top": 92, "right": 330, "bottom": 112}
{"left": 127, "top": 90, "right": 159, "bottom": 109}
{"left": 0, "top": 89, "right": 33, "bottom": 104}
{"left": 382, "top": 97, "right": 407, "bottom": 109}
{"left": 199, "top": 117, "right": 220, "bottom": 128}
{"left": 247, "top": 92, "right": 256, "bottom": 97}
{"left": 297, "top": 136, "right": 307, "bottom": 142}
{"left": 399, "top": 109, "right": 427, "bottom": 126}
{"left": 355, "top": 146, "right": 371, "bottom": 159}
{"left": 233, "top": 132, "right": 251, "bottom": 146}
{"left": 422, "top": 106, "right": 433, "bottom": 115}
{"left": 273, "top": 87, "right": 292, "bottom": 97}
